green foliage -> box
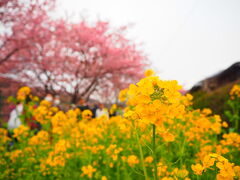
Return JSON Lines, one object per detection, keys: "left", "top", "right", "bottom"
{"left": 224, "top": 93, "right": 240, "bottom": 132}
{"left": 191, "top": 81, "right": 239, "bottom": 121}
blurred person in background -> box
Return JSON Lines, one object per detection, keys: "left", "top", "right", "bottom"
{"left": 53, "top": 96, "right": 60, "bottom": 106}
{"left": 53, "top": 95, "right": 61, "bottom": 109}
{"left": 23, "top": 95, "right": 40, "bottom": 131}
{"left": 88, "top": 102, "right": 98, "bottom": 118}
{"left": 7, "top": 103, "right": 23, "bottom": 130}
{"left": 96, "top": 103, "right": 109, "bottom": 119}
{"left": 77, "top": 99, "right": 89, "bottom": 111}
{"left": 44, "top": 94, "right": 53, "bottom": 103}
{"left": 70, "top": 104, "right": 76, "bottom": 109}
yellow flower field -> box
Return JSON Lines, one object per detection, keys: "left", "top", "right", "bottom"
{"left": 0, "top": 71, "right": 240, "bottom": 180}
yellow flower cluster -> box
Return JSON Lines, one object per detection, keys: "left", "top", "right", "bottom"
{"left": 196, "top": 132, "right": 240, "bottom": 162}
{"left": 33, "top": 100, "right": 58, "bottom": 125}
{"left": 118, "top": 88, "right": 128, "bottom": 102}
{"left": 155, "top": 162, "right": 190, "bottom": 180}
{"left": 121, "top": 70, "right": 224, "bottom": 145}
{"left": 13, "top": 125, "right": 29, "bottom": 141}
{"left": 171, "top": 168, "right": 189, "bottom": 179}
{"left": 51, "top": 108, "right": 80, "bottom": 135}
{"left": 192, "top": 153, "right": 240, "bottom": 180}
{"left": 40, "top": 139, "right": 71, "bottom": 175}
{"left": 9, "top": 149, "right": 23, "bottom": 162}
{"left": 123, "top": 71, "right": 183, "bottom": 127}
{"left": 81, "top": 165, "right": 96, "bottom": 178}
{"left": 82, "top": 109, "right": 93, "bottom": 120}
{"left": 159, "top": 131, "right": 175, "bottom": 142}
{"left": 106, "top": 144, "right": 123, "bottom": 161}
{"left": 109, "top": 104, "right": 117, "bottom": 115}
{"left": 184, "top": 111, "right": 222, "bottom": 143}
{"left": 220, "top": 132, "right": 240, "bottom": 149}
{"left": 230, "top": 84, "right": 240, "bottom": 99}
{"left": 28, "top": 130, "right": 49, "bottom": 146}
{"left": 17, "top": 86, "right": 31, "bottom": 101}
{"left": 127, "top": 155, "right": 139, "bottom": 167}
{"left": 0, "top": 128, "right": 10, "bottom": 144}
{"left": 144, "top": 156, "right": 153, "bottom": 164}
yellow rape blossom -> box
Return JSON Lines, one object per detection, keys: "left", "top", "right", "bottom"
{"left": 17, "top": 86, "right": 31, "bottom": 101}
{"left": 230, "top": 84, "right": 240, "bottom": 99}
{"left": 234, "top": 166, "right": 240, "bottom": 178}
{"left": 118, "top": 88, "right": 128, "bottom": 102}
{"left": 9, "top": 149, "right": 23, "bottom": 162}
{"left": 144, "top": 156, "right": 153, "bottom": 163}
{"left": 0, "top": 128, "right": 10, "bottom": 144}
{"left": 13, "top": 125, "right": 29, "bottom": 141}
{"left": 160, "top": 131, "right": 175, "bottom": 142}
{"left": 28, "top": 130, "right": 49, "bottom": 146}
{"left": 81, "top": 165, "right": 96, "bottom": 178}
{"left": 191, "top": 163, "right": 204, "bottom": 175}
{"left": 144, "top": 69, "right": 155, "bottom": 77}
{"left": 82, "top": 109, "right": 93, "bottom": 120}
{"left": 101, "top": 176, "right": 107, "bottom": 180}
{"left": 202, "top": 154, "right": 215, "bottom": 169}
{"left": 127, "top": 155, "right": 139, "bottom": 167}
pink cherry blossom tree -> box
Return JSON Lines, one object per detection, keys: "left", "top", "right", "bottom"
{"left": 0, "top": 0, "right": 148, "bottom": 103}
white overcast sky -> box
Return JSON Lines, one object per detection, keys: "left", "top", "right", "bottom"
{"left": 56, "top": 0, "right": 240, "bottom": 89}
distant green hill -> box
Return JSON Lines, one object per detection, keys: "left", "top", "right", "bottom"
{"left": 189, "top": 62, "right": 240, "bottom": 119}
{"left": 191, "top": 80, "right": 240, "bottom": 119}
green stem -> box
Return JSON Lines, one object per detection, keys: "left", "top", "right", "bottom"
{"left": 179, "top": 136, "right": 186, "bottom": 167}
{"left": 117, "top": 162, "right": 120, "bottom": 180}
{"left": 236, "top": 115, "right": 239, "bottom": 132}
{"left": 152, "top": 124, "right": 158, "bottom": 180}
{"left": 197, "top": 175, "right": 199, "bottom": 180}
{"left": 236, "top": 103, "right": 239, "bottom": 131}
{"left": 135, "top": 126, "right": 148, "bottom": 180}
